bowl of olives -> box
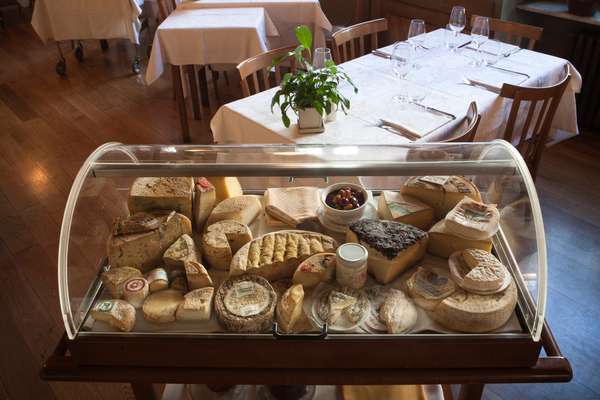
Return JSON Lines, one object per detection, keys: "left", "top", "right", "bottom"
{"left": 321, "top": 183, "right": 369, "bottom": 225}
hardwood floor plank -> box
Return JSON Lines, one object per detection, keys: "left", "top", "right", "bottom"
{"left": 0, "top": 83, "right": 39, "bottom": 121}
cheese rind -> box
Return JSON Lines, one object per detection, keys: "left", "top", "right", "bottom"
{"left": 101, "top": 266, "right": 142, "bottom": 298}
{"left": 184, "top": 260, "right": 213, "bottom": 289}
{"left": 379, "top": 288, "right": 418, "bottom": 334}
{"left": 128, "top": 177, "right": 194, "bottom": 220}
{"left": 449, "top": 250, "right": 510, "bottom": 293}
{"left": 445, "top": 198, "right": 500, "bottom": 240}
{"left": 122, "top": 277, "right": 149, "bottom": 308}
{"left": 91, "top": 299, "right": 136, "bottom": 332}
{"left": 207, "top": 195, "right": 262, "bottom": 227}
{"left": 193, "top": 177, "right": 216, "bottom": 229}
{"left": 406, "top": 264, "right": 456, "bottom": 311}
{"left": 202, "top": 220, "right": 252, "bottom": 270}
{"left": 292, "top": 253, "right": 335, "bottom": 289}
{"left": 346, "top": 219, "right": 428, "bottom": 284}
{"left": 142, "top": 289, "right": 184, "bottom": 323}
{"left": 147, "top": 267, "right": 169, "bottom": 293}
{"left": 377, "top": 191, "right": 434, "bottom": 230}
{"left": 176, "top": 287, "right": 214, "bottom": 321}
{"left": 276, "top": 284, "right": 305, "bottom": 333}
{"left": 427, "top": 220, "right": 492, "bottom": 258}
{"left": 163, "top": 234, "right": 201, "bottom": 269}
{"left": 208, "top": 177, "right": 243, "bottom": 204}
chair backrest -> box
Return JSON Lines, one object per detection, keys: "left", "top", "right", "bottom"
{"left": 500, "top": 74, "right": 571, "bottom": 179}
{"left": 157, "top": 0, "right": 176, "bottom": 22}
{"left": 471, "top": 15, "right": 543, "bottom": 50}
{"left": 237, "top": 46, "right": 297, "bottom": 98}
{"left": 444, "top": 101, "right": 481, "bottom": 143}
{"left": 332, "top": 18, "right": 388, "bottom": 64}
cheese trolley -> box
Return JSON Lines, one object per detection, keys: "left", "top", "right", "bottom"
{"left": 42, "top": 141, "right": 572, "bottom": 400}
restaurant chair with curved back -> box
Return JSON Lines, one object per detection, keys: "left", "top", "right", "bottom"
{"left": 500, "top": 74, "right": 571, "bottom": 180}
{"left": 443, "top": 101, "right": 481, "bottom": 143}
{"left": 471, "top": 15, "right": 543, "bottom": 50}
{"left": 237, "top": 46, "right": 298, "bottom": 98}
{"left": 332, "top": 18, "right": 388, "bottom": 64}
{"left": 157, "top": 0, "right": 176, "bottom": 22}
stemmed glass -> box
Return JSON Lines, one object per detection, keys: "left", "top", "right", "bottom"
{"left": 407, "top": 19, "right": 426, "bottom": 49}
{"left": 390, "top": 42, "right": 412, "bottom": 104}
{"left": 312, "top": 48, "right": 332, "bottom": 69}
{"left": 470, "top": 16, "right": 490, "bottom": 66}
{"left": 448, "top": 6, "right": 466, "bottom": 52}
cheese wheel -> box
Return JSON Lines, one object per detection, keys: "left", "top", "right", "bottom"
{"left": 406, "top": 264, "right": 456, "bottom": 311}
{"left": 176, "top": 287, "right": 214, "bottom": 321}
{"left": 122, "top": 277, "right": 149, "bottom": 308}
{"left": 346, "top": 219, "right": 428, "bottom": 284}
{"left": 207, "top": 195, "right": 262, "bottom": 227}
{"left": 147, "top": 267, "right": 169, "bottom": 293}
{"left": 427, "top": 220, "right": 492, "bottom": 258}
{"left": 448, "top": 250, "right": 511, "bottom": 294}
{"left": 91, "top": 299, "right": 136, "bottom": 332}
{"left": 377, "top": 191, "right": 434, "bottom": 230}
{"left": 142, "top": 289, "right": 184, "bottom": 323}
{"left": 101, "top": 266, "right": 142, "bottom": 299}
{"left": 276, "top": 284, "right": 305, "bottom": 333}
{"left": 128, "top": 177, "right": 194, "bottom": 220}
{"left": 202, "top": 220, "right": 252, "bottom": 270}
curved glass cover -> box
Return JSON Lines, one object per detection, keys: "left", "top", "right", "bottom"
{"left": 59, "top": 141, "right": 546, "bottom": 340}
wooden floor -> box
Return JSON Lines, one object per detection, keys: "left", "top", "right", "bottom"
{"left": 1, "top": 7, "right": 600, "bottom": 400}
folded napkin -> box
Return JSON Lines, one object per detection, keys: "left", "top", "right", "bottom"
{"left": 264, "top": 187, "right": 320, "bottom": 227}
{"left": 466, "top": 39, "right": 520, "bottom": 57}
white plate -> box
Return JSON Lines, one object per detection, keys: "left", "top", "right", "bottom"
{"left": 310, "top": 284, "right": 371, "bottom": 333}
{"left": 317, "top": 200, "right": 378, "bottom": 234}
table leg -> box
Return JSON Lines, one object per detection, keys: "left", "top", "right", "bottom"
{"left": 131, "top": 383, "right": 157, "bottom": 400}
{"left": 458, "top": 384, "right": 484, "bottom": 400}
{"left": 171, "top": 65, "right": 191, "bottom": 143}
{"left": 185, "top": 65, "right": 201, "bottom": 120}
{"left": 197, "top": 65, "right": 210, "bottom": 108}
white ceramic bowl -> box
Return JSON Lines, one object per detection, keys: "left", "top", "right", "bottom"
{"left": 320, "top": 182, "right": 369, "bottom": 225}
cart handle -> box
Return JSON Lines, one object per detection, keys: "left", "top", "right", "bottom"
{"left": 272, "top": 322, "right": 328, "bottom": 339}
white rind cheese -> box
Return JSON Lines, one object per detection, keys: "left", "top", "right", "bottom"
{"left": 229, "top": 230, "right": 338, "bottom": 281}
{"left": 292, "top": 253, "right": 335, "bottom": 289}
{"left": 142, "top": 289, "right": 184, "bottom": 323}
{"left": 122, "top": 277, "right": 149, "bottom": 308}
{"left": 91, "top": 299, "right": 136, "bottom": 332}
{"left": 184, "top": 260, "right": 213, "bottom": 289}
{"left": 379, "top": 288, "right": 418, "bottom": 334}
{"left": 449, "top": 250, "right": 510, "bottom": 293}
{"left": 101, "top": 266, "right": 142, "bottom": 299}
{"left": 215, "top": 275, "right": 276, "bottom": 333}
{"left": 147, "top": 267, "right": 169, "bottom": 293}
{"left": 128, "top": 177, "right": 194, "bottom": 220}
{"left": 427, "top": 220, "right": 492, "bottom": 258}
{"left": 202, "top": 220, "right": 252, "bottom": 270}
{"left": 206, "top": 195, "right": 262, "bottom": 227}
{"left": 377, "top": 191, "right": 434, "bottom": 230}
{"left": 193, "top": 177, "right": 216, "bottom": 229}
{"left": 276, "top": 284, "right": 304, "bottom": 333}
{"left": 176, "top": 287, "right": 214, "bottom": 321}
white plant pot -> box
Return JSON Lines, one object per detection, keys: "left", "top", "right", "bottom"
{"left": 298, "top": 108, "right": 323, "bottom": 130}
{"left": 325, "top": 103, "right": 338, "bottom": 122}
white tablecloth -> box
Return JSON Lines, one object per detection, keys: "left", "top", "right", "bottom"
{"left": 31, "top": 0, "right": 143, "bottom": 44}
{"left": 178, "top": 0, "right": 331, "bottom": 49}
{"left": 211, "top": 29, "right": 582, "bottom": 145}
{"left": 145, "top": 8, "right": 278, "bottom": 85}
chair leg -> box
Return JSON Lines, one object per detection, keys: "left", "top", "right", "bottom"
{"left": 171, "top": 65, "right": 191, "bottom": 143}
{"left": 212, "top": 70, "right": 220, "bottom": 105}
{"left": 185, "top": 65, "right": 201, "bottom": 120}
{"left": 197, "top": 65, "right": 210, "bottom": 108}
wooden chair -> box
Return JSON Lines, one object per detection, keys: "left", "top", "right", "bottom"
{"left": 499, "top": 74, "right": 571, "bottom": 179}
{"left": 444, "top": 101, "right": 481, "bottom": 143}
{"left": 471, "top": 15, "right": 543, "bottom": 50}
{"left": 157, "top": 0, "right": 176, "bottom": 22}
{"left": 332, "top": 18, "right": 388, "bottom": 64}
{"left": 237, "top": 46, "right": 297, "bottom": 98}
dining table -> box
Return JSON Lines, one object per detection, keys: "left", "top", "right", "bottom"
{"left": 210, "top": 29, "right": 582, "bottom": 145}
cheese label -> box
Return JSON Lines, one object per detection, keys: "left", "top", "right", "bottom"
{"left": 197, "top": 177, "right": 211, "bottom": 189}
{"left": 95, "top": 300, "right": 114, "bottom": 313}
{"left": 147, "top": 268, "right": 168, "bottom": 283}
{"left": 419, "top": 176, "right": 449, "bottom": 186}
{"left": 225, "top": 281, "right": 270, "bottom": 317}
{"left": 125, "top": 278, "right": 145, "bottom": 293}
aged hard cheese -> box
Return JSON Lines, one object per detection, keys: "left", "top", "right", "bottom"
{"left": 292, "top": 253, "right": 335, "bottom": 289}
{"left": 406, "top": 263, "right": 456, "bottom": 311}
{"left": 377, "top": 191, "right": 434, "bottom": 230}
{"left": 128, "top": 177, "right": 194, "bottom": 220}
{"left": 142, "top": 289, "right": 184, "bottom": 323}
{"left": 209, "top": 177, "right": 243, "bottom": 204}
{"left": 445, "top": 198, "right": 500, "bottom": 240}
{"left": 112, "top": 212, "right": 160, "bottom": 236}
{"left": 176, "top": 287, "right": 214, "bottom": 321}
{"left": 107, "top": 212, "right": 192, "bottom": 271}
{"left": 163, "top": 234, "right": 201, "bottom": 269}
{"left": 184, "top": 260, "right": 213, "bottom": 289}
{"left": 202, "top": 220, "right": 252, "bottom": 270}
{"left": 379, "top": 288, "right": 418, "bottom": 334}
{"left": 147, "top": 267, "right": 169, "bottom": 293}
{"left": 346, "top": 219, "right": 428, "bottom": 284}
{"left": 91, "top": 299, "right": 136, "bottom": 332}
{"left": 101, "top": 266, "right": 142, "bottom": 298}
{"left": 230, "top": 231, "right": 338, "bottom": 281}
{"left": 207, "top": 195, "right": 262, "bottom": 227}
{"left": 193, "top": 177, "right": 216, "bottom": 229}
{"left": 400, "top": 176, "right": 481, "bottom": 219}
{"left": 449, "top": 249, "right": 510, "bottom": 293}
{"left": 276, "top": 284, "right": 304, "bottom": 333}
{"left": 215, "top": 275, "right": 276, "bottom": 333}
{"left": 427, "top": 220, "right": 492, "bottom": 258}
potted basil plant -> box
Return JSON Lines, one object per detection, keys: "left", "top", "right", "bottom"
{"left": 271, "top": 25, "right": 358, "bottom": 132}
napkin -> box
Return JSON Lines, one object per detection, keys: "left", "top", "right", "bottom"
{"left": 466, "top": 40, "right": 520, "bottom": 57}
{"left": 264, "top": 187, "right": 320, "bottom": 227}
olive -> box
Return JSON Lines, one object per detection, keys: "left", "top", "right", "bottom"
{"left": 344, "top": 204, "right": 353, "bottom": 210}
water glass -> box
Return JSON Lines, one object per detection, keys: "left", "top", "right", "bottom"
{"left": 407, "top": 19, "right": 426, "bottom": 48}
{"left": 313, "top": 48, "right": 333, "bottom": 69}
{"left": 390, "top": 42, "right": 412, "bottom": 103}
{"left": 471, "top": 16, "right": 490, "bottom": 66}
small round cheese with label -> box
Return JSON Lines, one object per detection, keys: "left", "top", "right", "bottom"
{"left": 146, "top": 267, "right": 169, "bottom": 293}
{"left": 123, "top": 277, "right": 149, "bottom": 308}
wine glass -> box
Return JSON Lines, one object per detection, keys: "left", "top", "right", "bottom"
{"left": 448, "top": 6, "right": 466, "bottom": 51}
{"left": 313, "top": 48, "right": 333, "bottom": 69}
{"left": 471, "top": 16, "right": 490, "bottom": 66}
{"left": 407, "top": 19, "right": 426, "bottom": 49}
{"left": 390, "top": 42, "right": 412, "bottom": 103}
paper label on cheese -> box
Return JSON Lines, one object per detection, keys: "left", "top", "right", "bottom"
{"left": 147, "top": 268, "right": 168, "bottom": 283}
{"left": 419, "top": 176, "right": 449, "bottom": 186}
{"left": 95, "top": 300, "right": 114, "bottom": 313}
{"left": 384, "top": 191, "right": 428, "bottom": 218}
{"left": 415, "top": 269, "right": 455, "bottom": 300}
{"left": 224, "top": 281, "right": 270, "bottom": 317}
{"left": 125, "top": 278, "right": 145, "bottom": 293}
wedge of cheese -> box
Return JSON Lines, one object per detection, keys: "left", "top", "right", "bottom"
{"left": 128, "top": 177, "right": 194, "bottom": 220}
{"left": 276, "top": 284, "right": 304, "bottom": 333}
{"left": 208, "top": 177, "right": 243, "bottom": 204}
{"left": 91, "top": 299, "right": 136, "bottom": 332}
{"left": 184, "top": 260, "right": 213, "bottom": 289}
{"left": 176, "top": 287, "right": 214, "bottom": 321}
{"left": 427, "top": 220, "right": 492, "bottom": 258}
{"left": 142, "top": 289, "right": 184, "bottom": 323}
{"left": 101, "top": 266, "right": 142, "bottom": 298}
{"left": 202, "top": 220, "right": 252, "bottom": 270}
{"left": 230, "top": 231, "right": 338, "bottom": 281}
{"left": 292, "top": 253, "right": 335, "bottom": 289}
{"left": 445, "top": 197, "right": 500, "bottom": 240}
{"left": 163, "top": 234, "right": 201, "bottom": 268}
{"left": 346, "top": 219, "right": 428, "bottom": 284}
{"left": 193, "top": 177, "right": 216, "bottom": 229}
{"left": 206, "top": 195, "right": 261, "bottom": 227}
{"left": 400, "top": 176, "right": 481, "bottom": 219}
{"left": 107, "top": 212, "right": 192, "bottom": 271}
{"left": 377, "top": 191, "right": 434, "bottom": 230}
{"left": 379, "top": 288, "right": 417, "bottom": 334}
